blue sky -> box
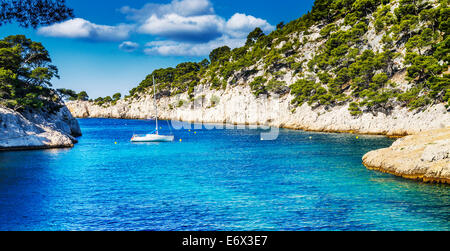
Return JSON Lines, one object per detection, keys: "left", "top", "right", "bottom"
{"left": 0, "top": 0, "right": 314, "bottom": 98}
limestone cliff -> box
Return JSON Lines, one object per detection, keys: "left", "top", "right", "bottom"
{"left": 0, "top": 105, "right": 81, "bottom": 151}
{"left": 67, "top": 84, "right": 449, "bottom": 136}
{"left": 363, "top": 127, "right": 450, "bottom": 184}
{"left": 70, "top": 0, "right": 449, "bottom": 136}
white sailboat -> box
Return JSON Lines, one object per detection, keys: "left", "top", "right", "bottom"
{"left": 131, "top": 76, "right": 174, "bottom": 143}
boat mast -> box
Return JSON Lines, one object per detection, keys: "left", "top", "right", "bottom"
{"left": 153, "top": 75, "right": 159, "bottom": 135}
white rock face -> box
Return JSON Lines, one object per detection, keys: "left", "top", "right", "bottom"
{"left": 363, "top": 127, "right": 450, "bottom": 184}
{"left": 66, "top": 0, "right": 449, "bottom": 137}
{"left": 0, "top": 106, "right": 81, "bottom": 151}
{"left": 67, "top": 84, "right": 449, "bottom": 136}
{"left": 421, "top": 139, "right": 450, "bottom": 162}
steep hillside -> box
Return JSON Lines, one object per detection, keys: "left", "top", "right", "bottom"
{"left": 120, "top": 0, "right": 449, "bottom": 113}
{"left": 70, "top": 0, "right": 449, "bottom": 135}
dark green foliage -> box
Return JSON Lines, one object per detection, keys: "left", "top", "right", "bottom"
{"left": 301, "top": 0, "right": 447, "bottom": 115}
{"left": 128, "top": 61, "right": 203, "bottom": 98}
{"left": 249, "top": 76, "right": 267, "bottom": 97}
{"left": 319, "top": 23, "right": 337, "bottom": 38}
{"left": 125, "top": 0, "right": 448, "bottom": 116}
{"left": 405, "top": 53, "right": 443, "bottom": 81}
{"left": 77, "top": 91, "right": 89, "bottom": 101}
{"left": 209, "top": 46, "right": 231, "bottom": 64}
{"left": 58, "top": 88, "right": 77, "bottom": 100}
{"left": 398, "top": 85, "right": 431, "bottom": 110}
{"left": 177, "top": 100, "right": 185, "bottom": 108}
{"left": 310, "top": 21, "right": 369, "bottom": 72}
{"left": 111, "top": 92, "right": 121, "bottom": 104}
{"left": 199, "top": 59, "right": 210, "bottom": 69}
{"left": 246, "top": 27, "right": 265, "bottom": 46}
{"left": 374, "top": 4, "right": 395, "bottom": 33}
{"left": 103, "top": 96, "right": 112, "bottom": 103}
{"left": 405, "top": 28, "right": 433, "bottom": 54}
{"left": 290, "top": 79, "right": 320, "bottom": 105}
{"left": 434, "top": 36, "right": 450, "bottom": 62}
{"left": 267, "top": 79, "right": 289, "bottom": 95}
{"left": 0, "top": 35, "right": 61, "bottom": 110}
{"left": 0, "top": 0, "right": 74, "bottom": 28}
{"left": 231, "top": 47, "right": 247, "bottom": 61}
{"left": 349, "top": 102, "right": 363, "bottom": 116}
{"left": 277, "top": 22, "right": 285, "bottom": 30}
{"left": 112, "top": 93, "right": 121, "bottom": 101}
{"left": 310, "top": 0, "right": 383, "bottom": 23}
{"left": 58, "top": 89, "right": 89, "bottom": 101}
{"left": 427, "top": 74, "right": 450, "bottom": 103}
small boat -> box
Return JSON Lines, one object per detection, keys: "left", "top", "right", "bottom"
{"left": 131, "top": 76, "right": 174, "bottom": 143}
{"left": 131, "top": 132, "right": 174, "bottom": 142}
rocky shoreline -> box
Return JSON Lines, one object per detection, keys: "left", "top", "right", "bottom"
{"left": 363, "top": 127, "right": 450, "bottom": 184}
{"left": 67, "top": 85, "right": 450, "bottom": 137}
{"left": 0, "top": 105, "right": 81, "bottom": 151}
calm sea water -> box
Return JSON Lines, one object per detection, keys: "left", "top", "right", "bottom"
{"left": 0, "top": 118, "right": 448, "bottom": 231}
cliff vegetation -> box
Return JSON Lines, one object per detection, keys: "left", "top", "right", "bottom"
{"left": 92, "top": 0, "right": 450, "bottom": 116}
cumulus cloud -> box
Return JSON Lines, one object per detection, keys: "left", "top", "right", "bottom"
{"left": 120, "top": 0, "right": 214, "bottom": 21}
{"left": 37, "top": 0, "right": 275, "bottom": 57}
{"left": 38, "top": 18, "right": 133, "bottom": 41}
{"left": 121, "top": 0, "right": 273, "bottom": 44}
{"left": 122, "top": 0, "right": 220, "bottom": 42}
{"left": 119, "top": 41, "right": 140, "bottom": 52}
{"left": 138, "top": 14, "right": 224, "bottom": 42}
{"left": 141, "top": 11, "right": 275, "bottom": 57}
{"left": 144, "top": 36, "right": 246, "bottom": 57}
{"left": 225, "top": 13, "right": 274, "bottom": 38}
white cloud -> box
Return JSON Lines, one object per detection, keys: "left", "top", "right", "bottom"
{"left": 119, "top": 41, "right": 139, "bottom": 52}
{"left": 36, "top": 0, "right": 275, "bottom": 57}
{"left": 121, "top": 0, "right": 274, "bottom": 44}
{"left": 141, "top": 11, "right": 276, "bottom": 57}
{"left": 38, "top": 18, "right": 133, "bottom": 41}
{"left": 144, "top": 35, "right": 246, "bottom": 57}
{"left": 138, "top": 14, "right": 225, "bottom": 42}
{"left": 225, "top": 13, "right": 274, "bottom": 38}
{"left": 120, "top": 0, "right": 214, "bottom": 21}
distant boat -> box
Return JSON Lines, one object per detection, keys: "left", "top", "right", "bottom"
{"left": 131, "top": 76, "right": 174, "bottom": 143}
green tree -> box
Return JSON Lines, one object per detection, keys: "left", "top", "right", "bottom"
{"left": 406, "top": 28, "right": 433, "bottom": 54}
{"left": 405, "top": 53, "right": 443, "bottom": 81}
{"left": 77, "top": 91, "right": 89, "bottom": 101}
{"left": 209, "top": 46, "right": 231, "bottom": 64}
{"left": 112, "top": 92, "right": 121, "bottom": 101}
{"left": 0, "top": 0, "right": 74, "bottom": 28}
{"left": 276, "top": 22, "right": 285, "bottom": 30}
{"left": 199, "top": 59, "right": 210, "bottom": 68}
{"left": 57, "top": 88, "right": 77, "bottom": 100}
{"left": 245, "top": 27, "right": 265, "bottom": 46}
{"left": 103, "top": 96, "right": 112, "bottom": 103}
{"left": 0, "top": 35, "right": 59, "bottom": 110}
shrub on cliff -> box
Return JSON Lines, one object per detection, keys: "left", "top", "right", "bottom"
{"left": 126, "top": 0, "right": 449, "bottom": 116}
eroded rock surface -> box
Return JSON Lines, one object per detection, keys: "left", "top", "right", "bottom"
{"left": 0, "top": 106, "right": 81, "bottom": 151}
{"left": 67, "top": 85, "right": 449, "bottom": 136}
{"left": 363, "top": 128, "right": 450, "bottom": 184}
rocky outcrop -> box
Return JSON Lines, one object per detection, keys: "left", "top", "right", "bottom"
{"left": 363, "top": 128, "right": 450, "bottom": 184}
{"left": 67, "top": 84, "right": 449, "bottom": 137}
{"left": 0, "top": 105, "right": 81, "bottom": 151}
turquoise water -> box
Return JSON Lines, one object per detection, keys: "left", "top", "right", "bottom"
{"left": 0, "top": 118, "right": 448, "bottom": 231}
